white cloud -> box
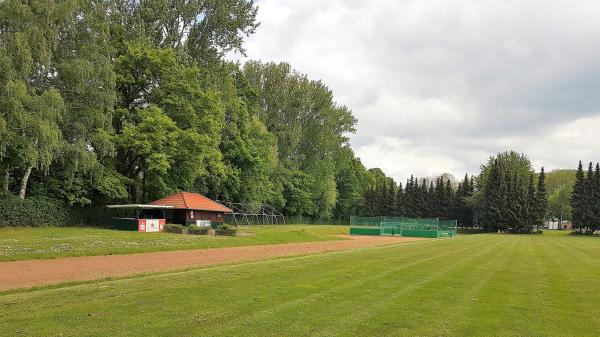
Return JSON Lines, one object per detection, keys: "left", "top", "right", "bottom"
{"left": 232, "top": 0, "right": 600, "bottom": 181}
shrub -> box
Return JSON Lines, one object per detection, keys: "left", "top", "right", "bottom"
{"left": 215, "top": 224, "right": 237, "bottom": 236}
{"left": 187, "top": 225, "right": 209, "bottom": 235}
{"left": 0, "top": 194, "right": 69, "bottom": 227}
{"left": 507, "top": 227, "right": 544, "bottom": 234}
{"left": 163, "top": 224, "right": 184, "bottom": 234}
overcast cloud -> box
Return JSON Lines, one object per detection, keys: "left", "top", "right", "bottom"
{"left": 231, "top": 0, "right": 600, "bottom": 182}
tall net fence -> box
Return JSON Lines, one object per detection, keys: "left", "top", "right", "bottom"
{"left": 349, "top": 216, "right": 457, "bottom": 238}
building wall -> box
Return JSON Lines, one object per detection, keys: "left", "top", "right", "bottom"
{"left": 165, "top": 209, "right": 225, "bottom": 225}
{"left": 545, "top": 219, "right": 573, "bottom": 230}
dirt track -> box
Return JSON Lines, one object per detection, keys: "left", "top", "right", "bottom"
{"left": 0, "top": 235, "right": 426, "bottom": 291}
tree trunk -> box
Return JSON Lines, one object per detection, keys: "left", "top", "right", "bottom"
{"left": 19, "top": 166, "right": 33, "bottom": 199}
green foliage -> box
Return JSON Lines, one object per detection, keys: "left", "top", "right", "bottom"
{"left": 544, "top": 169, "right": 575, "bottom": 221}
{"left": 571, "top": 161, "right": 600, "bottom": 233}
{"left": 215, "top": 223, "right": 237, "bottom": 236}
{"left": 479, "top": 151, "right": 533, "bottom": 187}
{"left": 163, "top": 224, "right": 185, "bottom": 234}
{"left": 0, "top": 194, "right": 68, "bottom": 227}
{"left": 475, "top": 152, "right": 547, "bottom": 232}
{"left": 200, "top": 63, "right": 279, "bottom": 205}
{"left": 0, "top": 0, "right": 371, "bottom": 224}
{"left": 0, "top": 0, "right": 120, "bottom": 204}
{"left": 455, "top": 174, "right": 474, "bottom": 226}
{"left": 534, "top": 167, "right": 548, "bottom": 226}
{"left": 243, "top": 61, "right": 357, "bottom": 218}
{"left": 187, "top": 225, "right": 209, "bottom": 235}
{"left": 132, "top": 0, "right": 259, "bottom": 63}
{"left": 332, "top": 148, "right": 368, "bottom": 219}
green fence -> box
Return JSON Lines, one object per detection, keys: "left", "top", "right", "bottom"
{"left": 349, "top": 216, "right": 457, "bottom": 238}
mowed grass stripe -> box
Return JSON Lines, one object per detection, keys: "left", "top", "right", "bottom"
{"left": 535, "top": 235, "right": 600, "bottom": 335}
{"left": 324, "top": 236, "right": 514, "bottom": 337}
{"left": 1, "top": 233, "right": 599, "bottom": 337}
{"left": 460, "top": 236, "right": 550, "bottom": 336}
{"left": 210, "top": 236, "right": 499, "bottom": 337}
{"left": 530, "top": 236, "right": 589, "bottom": 336}
{"left": 432, "top": 238, "right": 520, "bottom": 337}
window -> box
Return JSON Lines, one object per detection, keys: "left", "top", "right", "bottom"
{"left": 190, "top": 210, "right": 194, "bottom": 219}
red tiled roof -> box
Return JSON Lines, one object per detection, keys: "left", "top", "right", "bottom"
{"left": 149, "top": 192, "right": 232, "bottom": 213}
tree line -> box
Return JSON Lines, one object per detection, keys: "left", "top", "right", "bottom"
{"left": 362, "top": 173, "right": 474, "bottom": 226}
{"left": 362, "top": 151, "right": 549, "bottom": 233}
{"left": 0, "top": 2, "right": 570, "bottom": 232}
{"left": 0, "top": 0, "right": 371, "bottom": 219}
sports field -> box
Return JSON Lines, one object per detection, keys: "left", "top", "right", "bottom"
{"left": 1, "top": 230, "right": 599, "bottom": 336}
{"left": 0, "top": 225, "right": 347, "bottom": 261}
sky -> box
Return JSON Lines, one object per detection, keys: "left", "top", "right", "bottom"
{"left": 230, "top": 0, "right": 600, "bottom": 183}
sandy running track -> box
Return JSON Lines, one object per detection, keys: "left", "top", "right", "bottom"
{"left": 0, "top": 235, "right": 426, "bottom": 291}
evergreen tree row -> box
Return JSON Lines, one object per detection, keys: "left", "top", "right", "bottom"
{"left": 571, "top": 161, "right": 600, "bottom": 233}
{"left": 360, "top": 151, "right": 550, "bottom": 234}
{"left": 361, "top": 173, "right": 474, "bottom": 225}
{"left": 479, "top": 159, "right": 547, "bottom": 232}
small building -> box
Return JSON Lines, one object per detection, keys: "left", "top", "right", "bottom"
{"left": 107, "top": 192, "right": 232, "bottom": 232}
{"left": 106, "top": 204, "right": 171, "bottom": 232}
{"left": 545, "top": 218, "right": 573, "bottom": 230}
{"left": 149, "top": 192, "right": 232, "bottom": 227}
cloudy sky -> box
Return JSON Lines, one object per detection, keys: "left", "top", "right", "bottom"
{"left": 232, "top": 0, "right": 600, "bottom": 182}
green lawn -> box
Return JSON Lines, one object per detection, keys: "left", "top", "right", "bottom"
{"left": 1, "top": 231, "right": 599, "bottom": 336}
{"left": 0, "top": 225, "right": 347, "bottom": 262}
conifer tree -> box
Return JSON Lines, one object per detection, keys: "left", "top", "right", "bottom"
{"left": 418, "top": 179, "right": 430, "bottom": 217}
{"left": 482, "top": 159, "right": 504, "bottom": 231}
{"left": 571, "top": 161, "right": 585, "bottom": 232}
{"left": 428, "top": 181, "right": 435, "bottom": 218}
{"left": 506, "top": 173, "right": 522, "bottom": 229}
{"left": 534, "top": 167, "right": 547, "bottom": 229}
{"left": 444, "top": 178, "right": 454, "bottom": 219}
{"left": 376, "top": 181, "right": 386, "bottom": 216}
{"left": 584, "top": 162, "right": 595, "bottom": 231}
{"left": 526, "top": 174, "right": 536, "bottom": 228}
{"left": 385, "top": 179, "right": 397, "bottom": 215}
{"left": 455, "top": 173, "right": 474, "bottom": 227}
{"left": 593, "top": 163, "right": 600, "bottom": 232}
{"left": 395, "top": 181, "right": 404, "bottom": 216}
{"left": 516, "top": 176, "right": 528, "bottom": 229}
{"left": 404, "top": 176, "right": 417, "bottom": 217}
{"left": 433, "top": 178, "right": 444, "bottom": 217}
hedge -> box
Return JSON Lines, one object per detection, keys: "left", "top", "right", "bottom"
{"left": 163, "top": 224, "right": 185, "bottom": 234}
{"left": 0, "top": 194, "right": 70, "bottom": 227}
{"left": 215, "top": 224, "right": 237, "bottom": 236}
{"left": 187, "top": 225, "right": 209, "bottom": 235}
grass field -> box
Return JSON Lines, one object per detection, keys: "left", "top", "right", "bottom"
{"left": 0, "top": 225, "right": 347, "bottom": 262}
{"left": 1, "top": 231, "right": 599, "bottom": 336}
